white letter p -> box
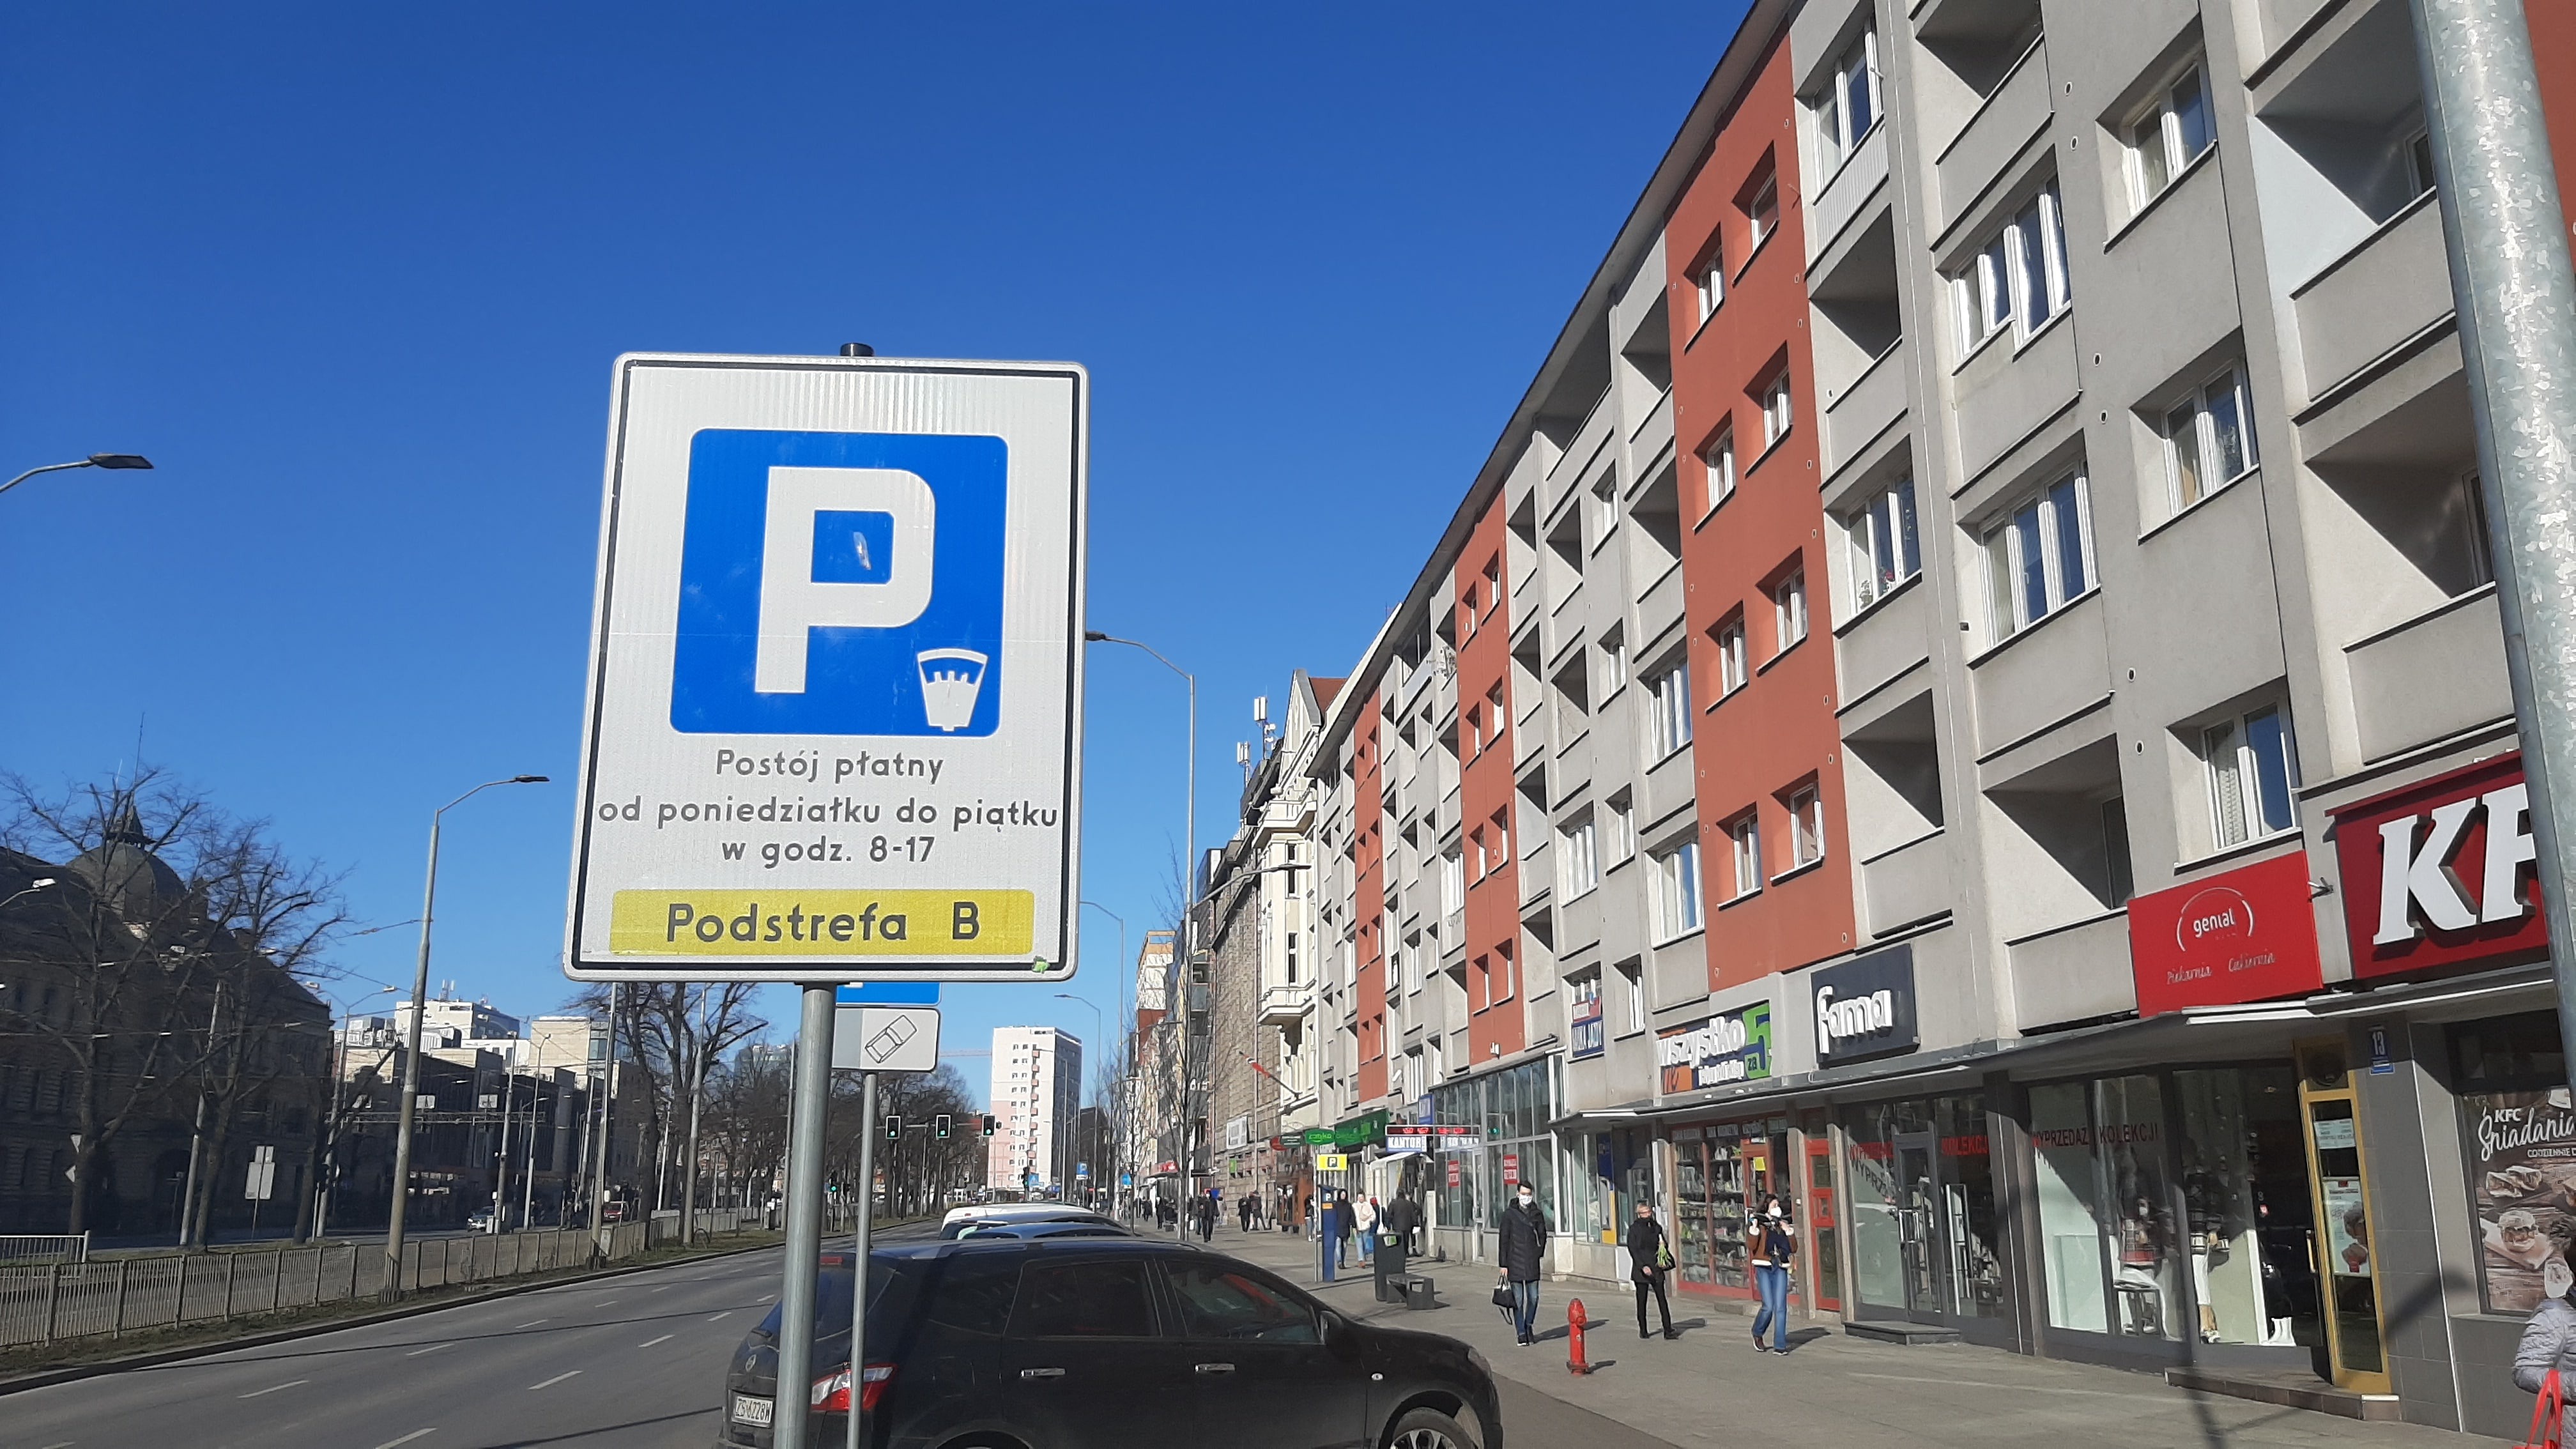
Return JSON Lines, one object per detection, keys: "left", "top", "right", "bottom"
{"left": 755, "top": 466, "right": 935, "bottom": 694}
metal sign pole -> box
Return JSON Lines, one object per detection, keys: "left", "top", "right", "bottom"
{"left": 845, "top": 1071, "right": 878, "bottom": 1449}
{"left": 2409, "top": 0, "right": 2576, "bottom": 1075}
{"left": 774, "top": 985, "right": 836, "bottom": 1449}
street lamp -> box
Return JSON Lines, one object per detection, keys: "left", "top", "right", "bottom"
{"left": 1082, "top": 630, "right": 1198, "bottom": 1234}
{"left": 309, "top": 983, "right": 399, "bottom": 1236}
{"left": 1079, "top": 900, "right": 1127, "bottom": 1213}
{"left": 382, "top": 774, "right": 548, "bottom": 1298}
{"left": 0, "top": 878, "right": 57, "bottom": 912}
{"left": 0, "top": 454, "right": 153, "bottom": 500}
{"left": 1054, "top": 993, "right": 1103, "bottom": 1207}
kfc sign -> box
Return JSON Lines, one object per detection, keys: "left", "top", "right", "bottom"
{"left": 2126, "top": 852, "right": 2324, "bottom": 1016}
{"left": 2331, "top": 753, "right": 2547, "bottom": 979}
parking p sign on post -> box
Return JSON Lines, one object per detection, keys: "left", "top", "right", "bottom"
{"left": 565, "top": 353, "right": 1087, "bottom": 983}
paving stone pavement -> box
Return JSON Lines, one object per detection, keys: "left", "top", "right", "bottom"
{"left": 1185, "top": 1219, "right": 2511, "bottom": 1448}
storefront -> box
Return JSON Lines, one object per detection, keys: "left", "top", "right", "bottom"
{"left": 1427, "top": 1056, "right": 1558, "bottom": 1264}
{"left": 1656, "top": 1001, "right": 1781, "bottom": 1298}
{"left": 1844, "top": 1094, "right": 2007, "bottom": 1340}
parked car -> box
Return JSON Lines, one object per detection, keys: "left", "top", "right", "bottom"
{"left": 937, "top": 1201, "right": 1096, "bottom": 1234}
{"left": 940, "top": 1208, "right": 1120, "bottom": 1240}
{"left": 718, "top": 1236, "right": 1498, "bottom": 1449}
{"left": 949, "top": 1220, "right": 1131, "bottom": 1241}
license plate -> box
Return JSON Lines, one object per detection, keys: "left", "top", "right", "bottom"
{"left": 732, "top": 1394, "right": 774, "bottom": 1427}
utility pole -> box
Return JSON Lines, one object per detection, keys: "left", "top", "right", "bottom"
{"left": 177, "top": 982, "right": 224, "bottom": 1248}
{"left": 772, "top": 986, "right": 836, "bottom": 1449}
{"left": 2409, "top": 0, "right": 2576, "bottom": 1073}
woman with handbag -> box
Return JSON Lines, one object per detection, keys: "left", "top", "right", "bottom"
{"left": 1625, "top": 1198, "right": 1678, "bottom": 1340}
{"left": 2516, "top": 1239, "right": 2576, "bottom": 1446}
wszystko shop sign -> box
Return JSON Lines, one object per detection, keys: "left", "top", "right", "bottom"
{"left": 565, "top": 354, "right": 1089, "bottom": 983}
{"left": 1812, "top": 946, "right": 1918, "bottom": 1066}
{"left": 1657, "top": 1001, "right": 1772, "bottom": 1094}
{"left": 2329, "top": 753, "right": 2545, "bottom": 982}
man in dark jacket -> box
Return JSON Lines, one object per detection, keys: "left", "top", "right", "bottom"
{"left": 1498, "top": 1181, "right": 1548, "bottom": 1345}
{"left": 1625, "top": 1199, "right": 1677, "bottom": 1339}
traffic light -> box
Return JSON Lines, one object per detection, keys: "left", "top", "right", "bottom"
{"left": 885, "top": 1115, "right": 903, "bottom": 1141}
{"left": 981, "top": 1114, "right": 997, "bottom": 1137}
{"left": 935, "top": 1113, "right": 953, "bottom": 1140}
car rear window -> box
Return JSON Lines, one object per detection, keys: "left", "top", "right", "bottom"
{"left": 1008, "top": 1258, "right": 1156, "bottom": 1338}
{"left": 756, "top": 1259, "right": 917, "bottom": 1338}
{"left": 919, "top": 1252, "right": 1022, "bottom": 1337}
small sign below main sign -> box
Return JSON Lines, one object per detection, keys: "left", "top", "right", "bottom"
{"left": 830, "top": 1005, "right": 940, "bottom": 1074}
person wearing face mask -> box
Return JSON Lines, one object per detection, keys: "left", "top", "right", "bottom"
{"left": 1749, "top": 1194, "right": 1797, "bottom": 1354}
{"left": 1498, "top": 1180, "right": 1549, "bottom": 1346}
{"left": 1626, "top": 1198, "right": 1678, "bottom": 1340}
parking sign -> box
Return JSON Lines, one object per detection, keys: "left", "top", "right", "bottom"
{"left": 565, "top": 353, "right": 1086, "bottom": 982}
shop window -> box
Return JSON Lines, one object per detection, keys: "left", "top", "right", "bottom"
{"left": 2174, "top": 1066, "right": 2313, "bottom": 1347}
{"left": 2032, "top": 1076, "right": 2184, "bottom": 1339}
{"left": 1842, "top": 1096, "right": 2002, "bottom": 1319}
{"left": 2455, "top": 1012, "right": 2576, "bottom": 1314}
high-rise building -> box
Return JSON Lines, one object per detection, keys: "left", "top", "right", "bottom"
{"left": 1293, "top": 1, "right": 2576, "bottom": 1436}
{"left": 986, "top": 1026, "right": 1082, "bottom": 1194}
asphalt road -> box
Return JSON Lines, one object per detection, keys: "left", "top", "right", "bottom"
{"left": 1, "top": 1230, "right": 914, "bottom": 1449}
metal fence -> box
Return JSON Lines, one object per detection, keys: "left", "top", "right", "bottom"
{"left": 0, "top": 1234, "right": 89, "bottom": 1266}
{"left": 0, "top": 1208, "right": 765, "bottom": 1351}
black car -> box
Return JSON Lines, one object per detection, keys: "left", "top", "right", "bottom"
{"left": 719, "top": 1236, "right": 1498, "bottom": 1449}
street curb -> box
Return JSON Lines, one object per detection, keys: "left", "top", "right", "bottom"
{"left": 0, "top": 1235, "right": 785, "bottom": 1399}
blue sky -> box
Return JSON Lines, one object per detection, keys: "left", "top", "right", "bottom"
{"left": 0, "top": 3, "right": 1742, "bottom": 1110}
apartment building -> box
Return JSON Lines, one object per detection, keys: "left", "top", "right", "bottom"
{"left": 986, "top": 1025, "right": 1081, "bottom": 1195}
{"left": 1301, "top": 0, "right": 2576, "bottom": 1432}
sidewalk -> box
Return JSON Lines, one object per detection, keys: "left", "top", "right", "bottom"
{"left": 1197, "top": 1223, "right": 2503, "bottom": 1448}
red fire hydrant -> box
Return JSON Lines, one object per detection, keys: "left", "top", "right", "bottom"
{"left": 1567, "top": 1297, "right": 1594, "bottom": 1375}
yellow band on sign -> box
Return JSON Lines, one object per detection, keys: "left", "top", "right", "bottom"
{"left": 610, "top": 890, "right": 1035, "bottom": 957}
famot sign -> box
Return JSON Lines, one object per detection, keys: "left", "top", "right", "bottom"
{"left": 2330, "top": 753, "right": 2547, "bottom": 979}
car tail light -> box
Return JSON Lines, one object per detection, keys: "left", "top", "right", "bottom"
{"left": 810, "top": 1363, "right": 895, "bottom": 1413}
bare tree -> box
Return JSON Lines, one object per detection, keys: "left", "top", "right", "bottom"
{"left": 0, "top": 767, "right": 346, "bottom": 1236}
{"left": 562, "top": 981, "right": 764, "bottom": 1215}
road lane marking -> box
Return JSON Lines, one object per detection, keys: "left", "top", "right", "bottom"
{"left": 238, "top": 1379, "right": 308, "bottom": 1398}
{"left": 759, "top": 1294, "right": 777, "bottom": 1303}
{"left": 371, "top": 1432, "right": 436, "bottom": 1449}
{"left": 405, "top": 1342, "right": 454, "bottom": 1357}
{"left": 528, "top": 1370, "right": 583, "bottom": 1390}
{"left": 40, "top": 1441, "right": 73, "bottom": 1448}
{"left": 597, "top": 1299, "right": 618, "bottom": 1306}
{"left": 707, "top": 1311, "right": 732, "bottom": 1321}
{"left": 515, "top": 1318, "right": 549, "bottom": 1328}
{"left": 638, "top": 1333, "right": 673, "bottom": 1347}
{"left": 650, "top": 1285, "right": 670, "bottom": 1292}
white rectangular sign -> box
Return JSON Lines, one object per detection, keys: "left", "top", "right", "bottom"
{"left": 565, "top": 353, "right": 1087, "bottom": 982}
{"left": 831, "top": 1005, "right": 941, "bottom": 1074}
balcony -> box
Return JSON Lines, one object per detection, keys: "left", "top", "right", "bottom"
{"left": 2292, "top": 191, "right": 2451, "bottom": 403}
{"left": 1824, "top": 341, "right": 1908, "bottom": 478}
{"left": 1546, "top": 388, "right": 1619, "bottom": 498}
{"left": 1933, "top": 38, "right": 2050, "bottom": 227}
{"left": 1860, "top": 829, "right": 1953, "bottom": 937}
{"left": 1513, "top": 698, "right": 1549, "bottom": 770}
{"left": 2346, "top": 584, "right": 2513, "bottom": 762}
{"left": 1637, "top": 558, "right": 1685, "bottom": 638}
{"left": 1811, "top": 126, "right": 1890, "bottom": 266}
{"left": 1970, "top": 592, "right": 2110, "bottom": 755}
{"left": 2007, "top": 910, "right": 2133, "bottom": 1031}
{"left": 1629, "top": 385, "right": 1674, "bottom": 452}
{"left": 1836, "top": 573, "right": 1931, "bottom": 705}
{"left": 1259, "top": 980, "right": 1313, "bottom": 1027}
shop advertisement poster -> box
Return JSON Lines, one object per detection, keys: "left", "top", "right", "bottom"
{"left": 2466, "top": 1087, "right": 2576, "bottom": 1311}
{"left": 2322, "top": 1176, "right": 2372, "bottom": 1278}
{"left": 2124, "top": 850, "right": 2324, "bottom": 1016}
{"left": 2329, "top": 752, "right": 2549, "bottom": 982}
{"left": 1657, "top": 1001, "right": 1772, "bottom": 1094}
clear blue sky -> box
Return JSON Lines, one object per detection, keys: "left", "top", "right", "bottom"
{"left": 0, "top": 3, "right": 1743, "bottom": 1110}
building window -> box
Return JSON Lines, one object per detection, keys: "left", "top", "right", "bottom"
{"left": 2407, "top": 126, "right": 2439, "bottom": 197}
{"left": 2163, "top": 365, "right": 2257, "bottom": 512}
{"left": 1496, "top": 946, "right": 1514, "bottom": 1001}
{"left": 1560, "top": 818, "right": 1600, "bottom": 899}
{"left": 1598, "top": 630, "right": 1629, "bottom": 696}
{"left": 1459, "top": 583, "right": 1478, "bottom": 639}
{"left": 1728, "top": 811, "right": 1763, "bottom": 898}
{"left": 1693, "top": 242, "right": 1724, "bottom": 323}
{"left": 1590, "top": 477, "right": 1618, "bottom": 548}
{"left": 1285, "top": 931, "right": 1300, "bottom": 984}
{"left": 1716, "top": 613, "right": 1748, "bottom": 697}
{"left": 1847, "top": 477, "right": 1921, "bottom": 611}
{"left": 1607, "top": 795, "right": 1638, "bottom": 864}
{"left": 1650, "top": 839, "right": 1705, "bottom": 941}
{"left": 1772, "top": 567, "right": 1809, "bottom": 653}
{"left": 1984, "top": 471, "right": 2095, "bottom": 640}
{"left": 1570, "top": 973, "right": 1605, "bottom": 1059}
{"left": 1701, "top": 427, "right": 1736, "bottom": 514}
{"left": 1646, "top": 657, "right": 1694, "bottom": 759}
{"left": 1489, "top": 809, "right": 1510, "bottom": 868}
{"left": 1815, "top": 28, "right": 1882, "bottom": 169}
{"left": 1759, "top": 369, "right": 1794, "bottom": 448}
{"left": 2127, "top": 65, "right": 2214, "bottom": 210}
{"left": 1956, "top": 180, "right": 2071, "bottom": 349}
{"left": 1619, "top": 961, "right": 1646, "bottom": 1034}
{"left": 2202, "top": 704, "right": 2297, "bottom": 849}
{"left": 1466, "top": 705, "right": 1483, "bottom": 758}
{"left": 1470, "top": 825, "right": 1489, "bottom": 881}
{"left": 1748, "top": 173, "right": 1780, "bottom": 253}
{"left": 1786, "top": 783, "right": 1825, "bottom": 869}
{"left": 1440, "top": 850, "right": 1463, "bottom": 914}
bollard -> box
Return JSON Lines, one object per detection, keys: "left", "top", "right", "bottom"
{"left": 1567, "top": 1297, "right": 1595, "bottom": 1376}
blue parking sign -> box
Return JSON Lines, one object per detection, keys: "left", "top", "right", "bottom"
{"left": 671, "top": 429, "right": 1008, "bottom": 737}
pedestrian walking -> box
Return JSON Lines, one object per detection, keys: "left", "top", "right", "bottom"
{"left": 2516, "top": 1239, "right": 2576, "bottom": 1446}
{"left": 1750, "top": 1194, "right": 1795, "bottom": 1353}
{"left": 1199, "top": 1188, "right": 1220, "bottom": 1242}
{"left": 1355, "top": 1193, "right": 1381, "bottom": 1264}
{"left": 1625, "top": 1199, "right": 1676, "bottom": 1339}
{"left": 1498, "top": 1180, "right": 1548, "bottom": 1346}
{"left": 1333, "top": 1189, "right": 1356, "bottom": 1267}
